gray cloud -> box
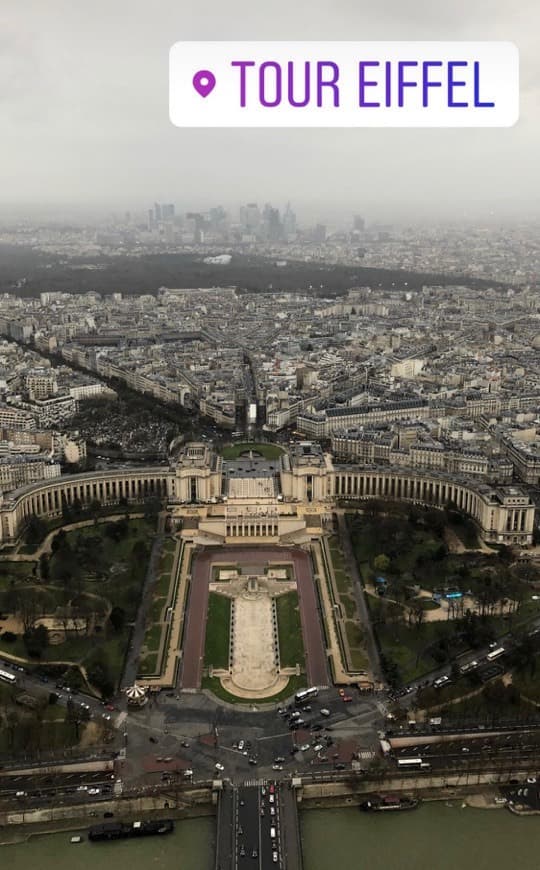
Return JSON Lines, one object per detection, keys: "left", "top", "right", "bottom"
{"left": 0, "top": 0, "right": 538, "bottom": 221}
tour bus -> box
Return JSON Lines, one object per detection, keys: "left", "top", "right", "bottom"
{"left": 397, "top": 758, "right": 426, "bottom": 769}
{"left": 0, "top": 669, "right": 16, "bottom": 685}
{"left": 486, "top": 647, "right": 505, "bottom": 661}
{"left": 459, "top": 660, "right": 479, "bottom": 675}
{"left": 295, "top": 687, "right": 319, "bottom": 705}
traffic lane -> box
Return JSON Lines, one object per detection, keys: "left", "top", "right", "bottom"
{"left": 237, "top": 786, "right": 261, "bottom": 865}
{"left": 0, "top": 659, "right": 122, "bottom": 725}
{"left": 260, "top": 784, "right": 279, "bottom": 869}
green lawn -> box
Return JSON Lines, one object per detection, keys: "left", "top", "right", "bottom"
{"left": 276, "top": 592, "right": 305, "bottom": 668}
{"left": 138, "top": 652, "right": 158, "bottom": 674}
{"left": 345, "top": 621, "right": 369, "bottom": 671}
{"left": 202, "top": 674, "right": 306, "bottom": 705}
{"left": 204, "top": 593, "right": 231, "bottom": 669}
{"left": 221, "top": 443, "right": 284, "bottom": 460}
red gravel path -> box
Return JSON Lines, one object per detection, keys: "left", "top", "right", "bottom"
{"left": 180, "top": 546, "right": 329, "bottom": 689}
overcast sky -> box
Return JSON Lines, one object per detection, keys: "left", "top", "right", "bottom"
{"left": 1, "top": 0, "right": 539, "bottom": 223}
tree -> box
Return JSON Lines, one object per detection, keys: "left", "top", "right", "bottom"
{"left": 23, "top": 624, "right": 49, "bottom": 658}
{"left": 25, "top": 514, "right": 47, "bottom": 552}
{"left": 66, "top": 697, "right": 83, "bottom": 740}
{"left": 373, "top": 554, "right": 390, "bottom": 574}
{"left": 90, "top": 499, "right": 102, "bottom": 522}
{"left": 144, "top": 497, "right": 161, "bottom": 521}
{"left": 87, "top": 657, "right": 114, "bottom": 698}
{"left": 109, "top": 606, "right": 126, "bottom": 633}
{"left": 18, "top": 587, "right": 40, "bottom": 633}
{"left": 51, "top": 528, "right": 68, "bottom": 554}
{"left": 39, "top": 553, "right": 50, "bottom": 582}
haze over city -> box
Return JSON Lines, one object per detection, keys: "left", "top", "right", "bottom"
{"left": 1, "top": 0, "right": 540, "bottom": 220}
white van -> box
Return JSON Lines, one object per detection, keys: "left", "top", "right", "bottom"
{"left": 270, "top": 827, "right": 276, "bottom": 839}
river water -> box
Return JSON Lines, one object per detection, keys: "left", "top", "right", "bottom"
{"left": 301, "top": 804, "right": 540, "bottom": 870}
{"left": 2, "top": 804, "right": 540, "bottom": 869}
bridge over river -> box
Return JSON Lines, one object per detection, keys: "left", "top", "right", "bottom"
{"left": 215, "top": 780, "right": 303, "bottom": 870}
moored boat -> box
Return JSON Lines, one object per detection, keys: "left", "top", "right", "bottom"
{"left": 89, "top": 819, "right": 174, "bottom": 842}
{"left": 361, "top": 794, "right": 419, "bottom": 812}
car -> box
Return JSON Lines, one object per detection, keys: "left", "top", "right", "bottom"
{"left": 313, "top": 744, "right": 323, "bottom": 752}
{"left": 301, "top": 705, "right": 312, "bottom": 712}
{"left": 183, "top": 769, "right": 193, "bottom": 778}
{"left": 269, "top": 794, "right": 275, "bottom": 803}
{"left": 320, "top": 708, "right": 331, "bottom": 716}
{"left": 272, "top": 765, "right": 283, "bottom": 771}
{"left": 181, "top": 740, "right": 190, "bottom": 748}
{"left": 238, "top": 740, "right": 245, "bottom": 751}
{"left": 272, "top": 851, "right": 279, "bottom": 863}
{"left": 163, "top": 756, "right": 173, "bottom": 762}
{"left": 274, "top": 756, "right": 285, "bottom": 763}
{"left": 248, "top": 756, "right": 258, "bottom": 765}
{"left": 149, "top": 736, "right": 158, "bottom": 744}
{"left": 88, "top": 788, "right": 100, "bottom": 796}
{"left": 300, "top": 743, "right": 311, "bottom": 751}
{"left": 269, "top": 784, "right": 275, "bottom": 793}
{"left": 433, "top": 675, "right": 450, "bottom": 688}
{"left": 252, "top": 849, "right": 258, "bottom": 859}
{"left": 15, "top": 791, "right": 27, "bottom": 798}
{"left": 527, "top": 776, "right": 537, "bottom": 784}
{"left": 240, "top": 846, "right": 245, "bottom": 857}
{"left": 488, "top": 641, "right": 498, "bottom": 650}
{"left": 334, "top": 763, "right": 346, "bottom": 770}
{"left": 261, "top": 787, "right": 266, "bottom": 795}
{"left": 215, "top": 763, "right": 225, "bottom": 772}
{"left": 270, "top": 806, "right": 275, "bottom": 816}
{"left": 76, "top": 785, "right": 88, "bottom": 791}
{"left": 105, "top": 704, "right": 115, "bottom": 711}
{"left": 238, "top": 826, "right": 243, "bottom": 835}
{"left": 102, "top": 713, "right": 111, "bottom": 721}
{"left": 342, "top": 695, "right": 353, "bottom": 703}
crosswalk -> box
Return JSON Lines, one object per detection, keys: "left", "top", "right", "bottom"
{"left": 357, "top": 750, "right": 375, "bottom": 760}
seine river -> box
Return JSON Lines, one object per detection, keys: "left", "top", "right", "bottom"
{"left": 2, "top": 804, "right": 540, "bottom": 869}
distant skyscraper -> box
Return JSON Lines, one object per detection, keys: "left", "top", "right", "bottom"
{"left": 162, "top": 203, "right": 175, "bottom": 221}
{"left": 313, "top": 223, "right": 327, "bottom": 243}
{"left": 240, "top": 203, "right": 260, "bottom": 233}
{"left": 154, "top": 202, "right": 162, "bottom": 222}
{"left": 353, "top": 215, "right": 365, "bottom": 232}
{"left": 262, "top": 203, "right": 282, "bottom": 242}
{"left": 147, "top": 208, "right": 155, "bottom": 230}
{"left": 283, "top": 202, "right": 297, "bottom": 238}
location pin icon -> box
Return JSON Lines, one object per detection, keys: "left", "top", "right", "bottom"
{"left": 193, "top": 69, "right": 216, "bottom": 98}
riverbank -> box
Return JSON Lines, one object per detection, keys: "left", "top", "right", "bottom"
{"left": 0, "top": 802, "right": 215, "bottom": 846}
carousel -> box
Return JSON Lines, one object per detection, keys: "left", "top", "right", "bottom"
{"left": 125, "top": 684, "right": 148, "bottom": 707}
